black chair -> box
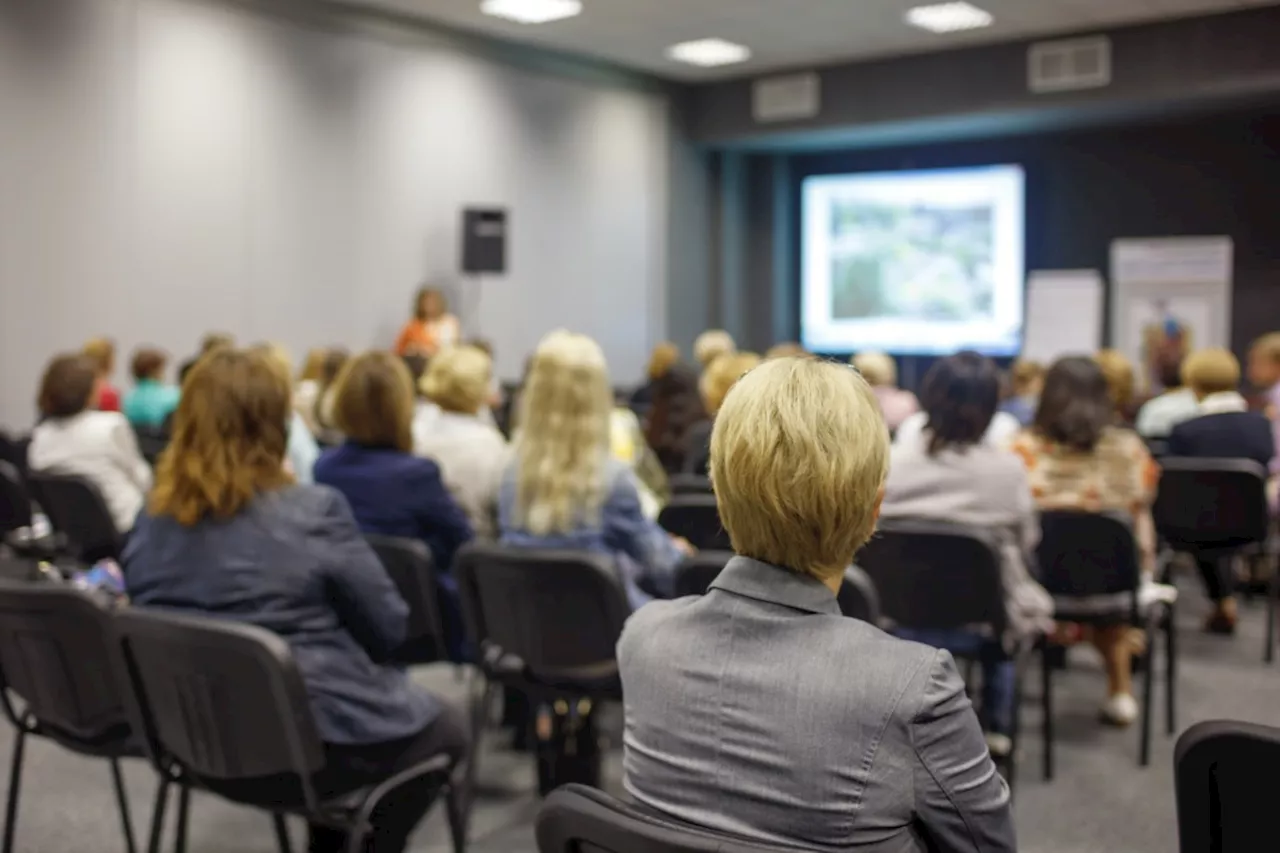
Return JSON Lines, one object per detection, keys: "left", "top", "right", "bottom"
{"left": 658, "top": 495, "right": 730, "bottom": 551}
{"left": 1145, "top": 438, "right": 1171, "bottom": 459}
{"left": 1174, "top": 719, "right": 1280, "bottom": 853}
{"left": 365, "top": 535, "right": 446, "bottom": 666}
{"left": 1152, "top": 459, "right": 1274, "bottom": 660}
{"left": 1037, "top": 510, "right": 1177, "bottom": 771}
{"left": 667, "top": 475, "right": 713, "bottom": 497}
{"left": 0, "top": 583, "right": 139, "bottom": 853}
{"left": 858, "top": 519, "right": 1039, "bottom": 792}
{"left": 112, "top": 608, "right": 465, "bottom": 853}
{"left": 132, "top": 426, "right": 170, "bottom": 466}
{"left": 536, "top": 783, "right": 808, "bottom": 853}
{"left": 837, "top": 565, "right": 880, "bottom": 624}
{"left": 672, "top": 551, "right": 733, "bottom": 597}
{"left": 26, "top": 472, "right": 123, "bottom": 564}
{"left": 0, "top": 462, "right": 34, "bottom": 546}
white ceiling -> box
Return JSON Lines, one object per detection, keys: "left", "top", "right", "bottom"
{"left": 347, "top": 0, "right": 1278, "bottom": 81}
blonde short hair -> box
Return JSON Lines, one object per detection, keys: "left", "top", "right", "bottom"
{"left": 712, "top": 357, "right": 889, "bottom": 579}
{"left": 422, "top": 345, "right": 492, "bottom": 415}
{"left": 693, "top": 330, "right": 736, "bottom": 368}
{"left": 1008, "top": 359, "right": 1045, "bottom": 396}
{"left": 1094, "top": 349, "right": 1135, "bottom": 410}
{"left": 82, "top": 337, "right": 116, "bottom": 376}
{"left": 1183, "top": 348, "right": 1240, "bottom": 396}
{"left": 646, "top": 342, "right": 680, "bottom": 382}
{"left": 701, "top": 352, "right": 761, "bottom": 416}
{"left": 1251, "top": 333, "right": 1280, "bottom": 364}
{"left": 851, "top": 351, "right": 897, "bottom": 387}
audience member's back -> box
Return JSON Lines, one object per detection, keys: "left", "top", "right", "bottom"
{"left": 1168, "top": 348, "right": 1274, "bottom": 468}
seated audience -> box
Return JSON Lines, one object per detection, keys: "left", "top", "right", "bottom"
{"left": 1135, "top": 352, "right": 1198, "bottom": 438}
{"left": 295, "top": 347, "right": 328, "bottom": 427}
{"left": 123, "top": 347, "right": 180, "bottom": 428}
{"left": 1095, "top": 348, "right": 1139, "bottom": 427}
{"left": 83, "top": 337, "right": 121, "bottom": 412}
{"left": 683, "top": 351, "right": 761, "bottom": 475}
{"left": 882, "top": 352, "right": 1053, "bottom": 756}
{"left": 395, "top": 286, "right": 459, "bottom": 358}
{"left": 29, "top": 354, "right": 152, "bottom": 532}
{"left": 692, "top": 328, "right": 735, "bottom": 371}
{"left": 310, "top": 348, "right": 350, "bottom": 445}
{"left": 643, "top": 363, "right": 705, "bottom": 474}
{"left": 609, "top": 405, "right": 669, "bottom": 520}
{"left": 852, "top": 351, "right": 918, "bottom": 432}
{"left": 629, "top": 342, "right": 678, "bottom": 408}
{"left": 122, "top": 348, "right": 466, "bottom": 853}
{"left": 178, "top": 332, "right": 234, "bottom": 385}
{"left": 620, "top": 356, "right": 1015, "bottom": 852}
{"left": 498, "top": 330, "right": 688, "bottom": 610}
{"left": 1010, "top": 357, "right": 1169, "bottom": 726}
{"left": 1247, "top": 331, "right": 1280, "bottom": 475}
{"left": 416, "top": 345, "right": 508, "bottom": 539}
{"left": 999, "top": 359, "right": 1044, "bottom": 427}
{"left": 764, "top": 341, "right": 806, "bottom": 359}
{"left": 251, "top": 344, "right": 320, "bottom": 485}
{"left": 1168, "top": 347, "right": 1275, "bottom": 635}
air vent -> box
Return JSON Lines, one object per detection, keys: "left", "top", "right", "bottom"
{"left": 752, "top": 72, "right": 821, "bottom": 124}
{"left": 1028, "top": 36, "right": 1111, "bottom": 94}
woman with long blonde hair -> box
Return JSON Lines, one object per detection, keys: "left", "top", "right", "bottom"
{"left": 498, "top": 330, "right": 689, "bottom": 607}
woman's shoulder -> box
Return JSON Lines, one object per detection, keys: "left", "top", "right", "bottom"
{"left": 1098, "top": 426, "right": 1148, "bottom": 458}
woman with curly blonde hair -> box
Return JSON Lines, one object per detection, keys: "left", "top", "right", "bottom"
{"left": 498, "top": 330, "right": 689, "bottom": 607}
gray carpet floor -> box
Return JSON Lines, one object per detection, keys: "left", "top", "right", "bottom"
{"left": 3, "top": 581, "right": 1279, "bottom": 853}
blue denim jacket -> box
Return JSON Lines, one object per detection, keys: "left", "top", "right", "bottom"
{"left": 497, "top": 458, "right": 681, "bottom": 609}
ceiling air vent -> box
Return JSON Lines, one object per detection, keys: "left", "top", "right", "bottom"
{"left": 1028, "top": 35, "right": 1111, "bottom": 94}
{"left": 752, "top": 72, "right": 820, "bottom": 123}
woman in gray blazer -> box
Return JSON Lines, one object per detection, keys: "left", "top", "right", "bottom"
{"left": 618, "top": 356, "right": 1016, "bottom": 853}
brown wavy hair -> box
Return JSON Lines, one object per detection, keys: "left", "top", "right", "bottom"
{"left": 150, "top": 348, "right": 293, "bottom": 526}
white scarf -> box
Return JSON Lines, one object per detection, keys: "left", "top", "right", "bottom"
{"left": 1198, "top": 391, "right": 1248, "bottom": 415}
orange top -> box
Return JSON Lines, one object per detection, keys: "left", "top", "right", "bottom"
{"left": 394, "top": 315, "right": 459, "bottom": 357}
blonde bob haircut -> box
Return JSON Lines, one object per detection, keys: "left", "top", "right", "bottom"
{"left": 645, "top": 342, "right": 680, "bottom": 382}
{"left": 701, "top": 352, "right": 762, "bottom": 416}
{"left": 712, "top": 356, "right": 889, "bottom": 580}
{"left": 422, "top": 345, "right": 492, "bottom": 415}
{"left": 331, "top": 351, "right": 416, "bottom": 452}
{"left": 851, "top": 351, "right": 897, "bottom": 387}
{"left": 1094, "top": 349, "right": 1136, "bottom": 410}
{"left": 150, "top": 348, "right": 293, "bottom": 526}
{"left": 1182, "top": 348, "right": 1241, "bottom": 397}
{"left": 693, "top": 329, "right": 736, "bottom": 368}
{"left": 514, "top": 330, "right": 613, "bottom": 536}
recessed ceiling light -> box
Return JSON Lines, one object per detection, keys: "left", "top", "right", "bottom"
{"left": 480, "top": 0, "right": 582, "bottom": 25}
{"left": 905, "top": 2, "right": 994, "bottom": 34}
{"left": 667, "top": 38, "right": 752, "bottom": 68}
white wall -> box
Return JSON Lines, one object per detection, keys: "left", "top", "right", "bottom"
{"left": 0, "top": 0, "right": 669, "bottom": 427}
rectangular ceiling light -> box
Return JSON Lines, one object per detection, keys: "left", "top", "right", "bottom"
{"left": 480, "top": 0, "right": 582, "bottom": 25}
{"left": 667, "top": 38, "right": 751, "bottom": 68}
{"left": 905, "top": 2, "right": 994, "bottom": 33}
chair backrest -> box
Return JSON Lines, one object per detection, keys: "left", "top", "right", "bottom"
{"left": 454, "top": 543, "right": 631, "bottom": 681}
{"left": 113, "top": 608, "right": 325, "bottom": 796}
{"left": 667, "top": 475, "right": 713, "bottom": 497}
{"left": 856, "top": 519, "right": 1006, "bottom": 634}
{"left": 1175, "top": 720, "right": 1280, "bottom": 853}
{"left": 0, "top": 460, "right": 33, "bottom": 535}
{"left": 658, "top": 495, "right": 730, "bottom": 551}
{"left": 132, "top": 425, "right": 170, "bottom": 466}
{"left": 1036, "top": 510, "right": 1141, "bottom": 600}
{"left": 536, "top": 784, "right": 807, "bottom": 853}
{"left": 1154, "top": 458, "right": 1269, "bottom": 550}
{"left": 0, "top": 583, "right": 130, "bottom": 744}
{"left": 365, "top": 534, "right": 445, "bottom": 665}
{"left": 26, "top": 472, "right": 122, "bottom": 563}
{"left": 838, "top": 565, "right": 880, "bottom": 624}
{"left": 673, "top": 551, "right": 733, "bottom": 597}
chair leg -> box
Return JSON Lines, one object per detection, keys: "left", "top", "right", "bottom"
{"left": 1005, "top": 658, "right": 1023, "bottom": 799}
{"left": 1267, "top": 570, "right": 1277, "bottom": 664}
{"left": 1041, "top": 644, "right": 1054, "bottom": 782}
{"left": 109, "top": 758, "right": 138, "bottom": 853}
{"left": 173, "top": 784, "right": 190, "bottom": 853}
{"left": 271, "top": 813, "right": 292, "bottom": 853}
{"left": 145, "top": 777, "right": 170, "bottom": 853}
{"left": 1139, "top": 628, "right": 1155, "bottom": 767}
{"left": 1164, "top": 605, "right": 1177, "bottom": 737}
{"left": 445, "top": 785, "right": 467, "bottom": 853}
{"left": 2, "top": 727, "right": 26, "bottom": 853}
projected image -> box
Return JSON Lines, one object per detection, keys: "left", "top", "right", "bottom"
{"left": 802, "top": 165, "right": 1024, "bottom": 356}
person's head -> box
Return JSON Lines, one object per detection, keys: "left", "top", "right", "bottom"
{"left": 1248, "top": 333, "right": 1280, "bottom": 389}
{"left": 645, "top": 342, "right": 679, "bottom": 382}
{"left": 422, "top": 345, "right": 493, "bottom": 416}
{"left": 82, "top": 337, "right": 115, "bottom": 378}
{"left": 644, "top": 363, "right": 706, "bottom": 453}
{"left": 765, "top": 342, "right": 807, "bottom": 360}
{"left": 319, "top": 348, "right": 349, "bottom": 386}
{"left": 414, "top": 287, "right": 447, "bottom": 321}
{"left": 1094, "top": 349, "right": 1135, "bottom": 415}
{"left": 331, "top": 351, "right": 415, "bottom": 452}
{"left": 150, "top": 349, "right": 293, "bottom": 526}
{"left": 299, "top": 348, "right": 328, "bottom": 383}
{"left": 701, "top": 352, "right": 762, "bottom": 416}
{"left": 130, "top": 348, "right": 168, "bottom": 383}
{"left": 514, "top": 330, "right": 613, "bottom": 536}
{"left": 467, "top": 338, "right": 494, "bottom": 358}
{"left": 693, "top": 329, "right": 736, "bottom": 369}
{"left": 1182, "top": 348, "right": 1241, "bottom": 400}
{"left": 1008, "top": 359, "right": 1045, "bottom": 399}
{"left": 1035, "top": 356, "right": 1114, "bottom": 453}
{"left": 37, "top": 354, "right": 99, "bottom": 419}
{"left": 712, "top": 356, "right": 889, "bottom": 582}
{"left": 851, "top": 351, "right": 897, "bottom": 388}
{"left": 920, "top": 352, "right": 1000, "bottom": 455}
{"left": 199, "top": 333, "right": 234, "bottom": 355}
{"left": 1155, "top": 351, "right": 1185, "bottom": 391}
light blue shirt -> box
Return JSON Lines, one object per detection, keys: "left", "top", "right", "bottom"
{"left": 122, "top": 380, "right": 180, "bottom": 428}
{"left": 288, "top": 412, "right": 320, "bottom": 484}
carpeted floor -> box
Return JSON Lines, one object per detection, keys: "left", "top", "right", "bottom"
{"left": 3, "top": 582, "right": 1278, "bottom": 853}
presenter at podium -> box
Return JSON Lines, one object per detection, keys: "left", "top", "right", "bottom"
{"left": 395, "top": 286, "right": 460, "bottom": 358}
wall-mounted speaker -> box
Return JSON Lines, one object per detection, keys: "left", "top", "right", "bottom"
{"left": 461, "top": 207, "right": 507, "bottom": 274}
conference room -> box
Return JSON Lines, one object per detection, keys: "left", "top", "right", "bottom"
{"left": 1, "top": 0, "right": 1279, "bottom": 851}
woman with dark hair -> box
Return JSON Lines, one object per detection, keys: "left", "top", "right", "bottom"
{"left": 1010, "top": 356, "right": 1171, "bottom": 727}
{"left": 881, "top": 352, "right": 1052, "bottom": 756}
{"left": 643, "top": 363, "right": 706, "bottom": 474}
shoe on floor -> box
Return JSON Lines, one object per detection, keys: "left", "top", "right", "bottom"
{"left": 1203, "top": 611, "right": 1238, "bottom": 635}
{"left": 985, "top": 733, "right": 1013, "bottom": 758}
{"left": 1100, "top": 693, "right": 1138, "bottom": 727}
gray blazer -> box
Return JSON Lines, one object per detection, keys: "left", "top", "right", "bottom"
{"left": 618, "top": 556, "right": 1016, "bottom": 853}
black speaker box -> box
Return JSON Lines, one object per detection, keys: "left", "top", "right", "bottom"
{"left": 461, "top": 208, "right": 507, "bottom": 274}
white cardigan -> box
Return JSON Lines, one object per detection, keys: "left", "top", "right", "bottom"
{"left": 29, "top": 411, "right": 153, "bottom": 532}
